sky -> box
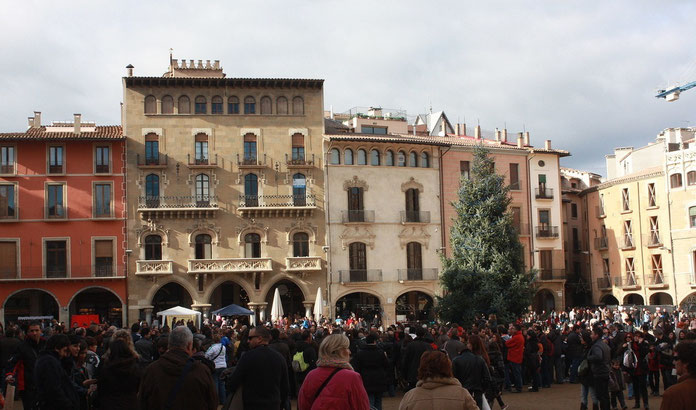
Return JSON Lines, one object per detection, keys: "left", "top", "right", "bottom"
{"left": 1, "top": 0, "right": 695, "bottom": 175}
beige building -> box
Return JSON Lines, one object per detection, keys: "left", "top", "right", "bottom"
{"left": 122, "top": 58, "right": 327, "bottom": 324}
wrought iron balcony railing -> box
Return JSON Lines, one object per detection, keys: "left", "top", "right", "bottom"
{"left": 187, "top": 153, "right": 218, "bottom": 167}
{"left": 535, "top": 226, "right": 559, "bottom": 238}
{"left": 0, "top": 164, "right": 14, "bottom": 174}
{"left": 338, "top": 269, "right": 382, "bottom": 283}
{"left": 594, "top": 237, "right": 609, "bottom": 250}
{"left": 536, "top": 269, "right": 566, "bottom": 281}
{"left": 341, "top": 210, "right": 375, "bottom": 223}
{"left": 138, "top": 195, "right": 218, "bottom": 209}
{"left": 644, "top": 233, "right": 662, "bottom": 247}
{"left": 397, "top": 268, "right": 439, "bottom": 281}
{"left": 285, "top": 153, "right": 315, "bottom": 166}
{"left": 646, "top": 274, "right": 666, "bottom": 287}
{"left": 238, "top": 194, "right": 316, "bottom": 208}
{"left": 596, "top": 277, "right": 612, "bottom": 290}
{"left": 535, "top": 187, "right": 554, "bottom": 199}
{"left": 400, "top": 211, "right": 431, "bottom": 223}
{"left": 620, "top": 235, "right": 635, "bottom": 250}
{"left": 614, "top": 276, "right": 640, "bottom": 288}
{"left": 137, "top": 153, "right": 168, "bottom": 167}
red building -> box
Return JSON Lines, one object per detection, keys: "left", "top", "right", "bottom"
{"left": 0, "top": 112, "right": 127, "bottom": 326}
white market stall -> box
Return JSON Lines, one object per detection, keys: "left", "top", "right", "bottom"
{"left": 156, "top": 306, "right": 201, "bottom": 328}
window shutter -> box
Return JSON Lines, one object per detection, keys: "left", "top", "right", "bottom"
{"left": 95, "top": 240, "right": 113, "bottom": 258}
{"left": 0, "top": 242, "right": 17, "bottom": 276}
{"left": 291, "top": 133, "right": 304, "bottom": 147}
{"left": 244, "top": 133, "right": 256, "bottom": 142}
{"left": 195, "top": 133, "right": 208, "bottom": 142}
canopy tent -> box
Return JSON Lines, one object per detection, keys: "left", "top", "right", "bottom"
{"left": 156, "top": 306, "right": 201, "bottom": 328}
{"left": 313, "top": 287, "right": 323, "bottom": 321}
{"left": 212, "top": 303, "right": 253, "bottom": 317}
{"left": 271, "top": 287, "right": 284, "bottom": 322}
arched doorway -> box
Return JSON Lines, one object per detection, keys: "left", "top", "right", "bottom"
{"left": 265, "top": 280, "right": 305, "bottom": 319}
{"left": 533, "top": 289, "right": 556, "bottom": 313}
{"left": 623, "top": 293, "right": 644, "bottom": 305}
{"left": 335, "top": 292, "right": 381, "bottom": 324}
{"left": 152, "top": 282, "right": 193, "bottom": 315}
{"left": 680, "top": 292, "right": 696, "bottom": 313}
{"left": 4, "top": 289, "right": 59, "bottom": 326}
{"left": 69, "top": 288, "right": 123, "bottom": 327}
{"left": 209, "top": 281, "right": 249, "bottom": 312}
{"left": 395, "top": 291, "right": 434, "bottom": 322}
{"left": 649, "top": 292, "right": 673, "bottom": 306}
{"left": 600, "top": 294, "right": 620, "bottom": 306}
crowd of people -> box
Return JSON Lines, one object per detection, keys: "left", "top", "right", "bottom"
{"left": 0, "top": 305, "right": 694, "bottom": 410}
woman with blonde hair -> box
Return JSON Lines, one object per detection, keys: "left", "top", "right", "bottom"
{"left": 298, "top": 333, "right": 370, "bottom": 410}
{"left": 399, "top": 351, "right": 479, "bottom": 410}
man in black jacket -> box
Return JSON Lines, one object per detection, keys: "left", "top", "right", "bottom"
{"left": 5, "top": 321, "right": 45, "bottom": 410}
{"left": 566, "top": 325, "right": 583, "bottom": 383}
{"left": 453, "top": 339, "right": 491, "bottom": 408}
{"left": 400, "top": 327, "right": 433, "bottom": 390}
{"left": 587, "top": 326, "right": 611, "bottom": 410}
{"left": 353, "top": 333, "right": 389, "bottom": 410}
{"left": 34, "top": 334, "right": 80, "bottom": 410}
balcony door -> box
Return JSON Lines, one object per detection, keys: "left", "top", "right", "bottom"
{"left": 244, "top": 174, "right": 258, "bottom": 206}
{"left": 195, "top": 174, "right": 210, "bottom": 206}
{"left": 538, "top": 210, "right": 550, "bottom": 235}
{"left": 539, "top": 250, "right": 552, "bottom": 279}
{"left": 195, "top": 234, "right": 212, "bottom": 260}
{"left": 347, "top": 187, "right": 364, "bottom": 222}
{"left": 145, "top": 174, "right": 160, "bottom": 207}
{"left": 405, "top": 188, "right": 420, "bottom": 222}
{"left": 293, "top": 173, "right": 306, "bottom": 206}
{"left": 144, "top": 235, "right": 162, "bottom": 260}
{"left": 244, "top": 233, "right": 261, "bottom": 258}
{"left": 406, "top": 242, "right": 423, "bottom": 280}
{"left": 349, "top": 242, "right": 367, "bottom": 282}
{"left": 145, "top": 134, "right": 159, "bottom": 165}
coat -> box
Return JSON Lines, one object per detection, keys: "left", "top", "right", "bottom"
{"left": 452, "top": 350, "right": 491, "bottom": 394}
{"left": 298, "top": 366, "right": 370, "bottom": 410}
{"left": 95, "top": 357, "right": 142, "bottom": 410}
{"left": 352, "top": 344, "right": 389, "bottom": 394}
{"left": 225, "top": 344, "right": 289, "bottom": 409}
{"left": 401, "top": 338, "right": 433, "bottom": 387}
{"left": 566, "top": 331, "right": 583, "bottom": 359}
{"left": 398, "top": 377, "right": 479, "bottom": 410}
{"left": 504, "top": 331, "right": 524, "bottom": 364}
{"left": 5, "top": 337, "right": 45, "bottom": 393}
{"left": 34, "top": 350, "right": 80, "bottom": 410}
{"left": 138, "top": 348, "right": 217, "bottom": 410}
{"left": 660, "top": 375, "right": 696, "bottom": 410}
{"left": 587, "top": 339, "right": 610, "bottom": 380}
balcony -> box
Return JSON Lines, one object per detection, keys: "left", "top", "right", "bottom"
{"left": 137, "top": 153, "right": 168, "bottom": 169}
{"left": 513, "top": 223, "right": 530, "bottom": 236}
{"left": 400, "top": 211, "right": 431, "bottom": 224}
{"left": 137, "top": 195, "right": 219, "bottom": 219}
{"left": 594, "top": 237, "right": 609, "bottom": 250}
{"left": 535, "top": 187, "right": 554, "bottom": 200}
{"left": 285, "top": 153, "right": 315, "bottom": 168}
{"left": 187, "top": 258, "right": 273, "bottom": 274}
{"left": 237, "top": 154, "right": 267, "bottom": 169}
{"left": 237, "top": 194, "right": 316, "bottom": 218}
{"left": 0, "top": 164, "right": 14, "bottom": 174}
{"left": 614, "top": 276, "right": 640, "bottom": 289}
{"left": 596, "top": 206, "right": 606, "bottom": 218}
{"left": 596, "top": 277, "right": 612, "bottom": 290}
{"left": 535, "top": 225, "right": 559, "bottom": 239}
{"left": 620, "top": 235, "right": 635, "bottom": 250}
{"left": 341, "top": 210, "right": 375, "bottom": 223}
{"left": 536, "top": 269, "right": 566, "bottom": 281}
{"left": 136, "top": 260, "right": 174, "bottom": 276}
{"left": 187, "top": 153, "right": 218, "bottom": 169}
{"left": 285, "top": 256, "right": 322, "bottom": 272}
{"left": 646, "top": 274, "right": 667, "bottom": 289}
{"left": 644, "top": 233, "right": 662, "bottom": 248}
{"left": 397, "top": 268, "right": 439, "bottom": 282}
{"left": 338, "top": 269, "right": 383, "bottom": 284}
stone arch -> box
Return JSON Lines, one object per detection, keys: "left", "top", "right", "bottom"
{"left": 623, "top": 293, "right": 644, "bottom": 305}
{"left": 395, "top": 290, "right": 435, "bottom": 321}
{"left": 203, "top": 275, "right": 255, "bottom": 306}
{"left": 343, "top": 175, "right": 369, "bottom": 191}
{"left": 67, "top": 286, "right": 124, "bottom": 326}
{"left": 145, "top": 278, "right": 198, "bottom": 307}
{"left": 236, "top": 222, "right": 269, "bottom": 245}
{"left": 4, "top": 287, "right": 61, "bottom": 309}
{"left": 395, "top": 287, "right": 437, "bottom": 300}
{"left": 680, "top": 291, "right": 696, "bottom": 312}
{"left": 533, "top": 288, "right": 557, "bottom": 313}
{"left": 334, "top": 288, "right": 384, "bottom": 305}
{"left": 187, "top": 223, "right": 220, "bottom": 246}
{"left": 600, "top": 293, "right": 620, "bottom": 305}
{"left": 136, "top": 224, "right": 170, "bottom": 247}
{"left": 263, "top": 277, "right": 308, "bottom": 317}
{"left": 259, "top": 274, "right": 311, "bottom": 304}
{"left": 649, "top": 292, "right": 673, "bottom": 305}
{"left": 285, "top": 221, "right": 318, "bottom": 244}
{"left": 401, "top": 177, "right": 424, "bottom": 193}
{"left": 66, "top": 285, "right": 124, "bottom": 308}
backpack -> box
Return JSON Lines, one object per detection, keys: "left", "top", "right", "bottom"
{"left": 623, "top": 347, "right": 637, "bottom": 369}
{"left": 292, "top": 351, "right": 309, "bottom": 373}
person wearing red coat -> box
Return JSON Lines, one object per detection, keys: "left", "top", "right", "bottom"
{"left": 505, "top": 323, "right": 525, "bottom": 393}
{"left": 298, "top": 334, "right": 369, "bottom": 410}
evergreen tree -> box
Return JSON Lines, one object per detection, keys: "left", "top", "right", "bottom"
{"left": 437, "top": 145, "right": 535, "bottom": 326}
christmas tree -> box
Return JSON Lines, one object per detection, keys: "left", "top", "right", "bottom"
{"left": 437, "top": 145, "right": 535, "bottom": 326}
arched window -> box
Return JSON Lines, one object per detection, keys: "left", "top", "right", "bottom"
{"left": 244, "top": 96, "right": 256, "bottom": 114}
{"left": 243, "top": 133, "right": 257, "bottom": 164}
{"left": 690, "top": 206, "right": 696, "bottom": 228}
{"left": 260, "top": 96, "right": 272, "bottom": 114}
{"left": 211, "top": 96, "right": 223, "bottom": 114}
{"left": 244, "top": 174, "right": 258, "bottom": 206}
{"left": 385, "top": 150, "right": 394, "bottom": 166}
{"left": 145, "top": 174, "right": 160, "bottom": 207}
{"left": 145, "top": 133, "right": 159, "bottom": 165}
{"left": 291, "top": 133, "right": 305, "bottom": 163}
{"left": 409, "top": 152, "right": 418, "bottom": 167}
{"left": 194, "top": 133, "right": 208, "bottom": 164}
{"left": 293, "top": 232, "right": 309, "bottom": 257}
{"left": 277, "top": 97, "right": 288, "bottom": 115}
{"left": 406, "top": 242, "right": 423, "bottom": 280}
{"left": 228, "top": 96, "right": 240, "bottom": 114}
{"left": 370, "top": 149, "right": 380, "bottom": 166}
{"left": 293, "top": 173, "right": 307, "bottom": 206}
{"left": 178, "top": 95, "right": 190, "bottom": 114}
{"left": 144, "top": 95, "right": 157, "bottom": 114}
{"left": 687, "top": 170, "right": 696, "bottom": 186}
{"left": 329, "top": 148, "right": 340, "bottom": 165}
{"left": 421, "top": 152, "right": 429, "bottom": 168}
{"left": 405, "top": 188, "right": 420, "bottom": 222}
{"left": 195, "top": 174, "right": 210, "bottom": 206}
{"left": 397, "top": 151, "right": 406, "bottom": 167}
{"left": 344, "top": 149, "right": 354, "bottom": 165}
{"left": 292, "top": 96, "right": 304, "bottom": 115}
{"left": 144, "top": 235, "right": 162, "bottom": 260}
{"left": 195, "top": 234, "right": 212, "bottom": 259}
{"left": 194, "top": 96, "right": 207, "bottom": 114}
{"left": 244, "top": 233, "right": 261, "bottom": 258}
{"left": 161, "top": 95, "right": 174, "bottom": 114}
{"left": 349, "top": 242, "right": 367, "bottom": 282}
{"left": 671, "top": 173, "right": 683, "bottom": 188}
{"left": 357, "top": 149, "right": 367, "bottom": 165}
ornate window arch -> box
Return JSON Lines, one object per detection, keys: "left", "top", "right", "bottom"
{"left": 187, "top": 224, "right": 220, "bottom": 246}
{"left": 136, "top": 224, "right": 170, "bottom": 247}
{"left": 401, "top": 177, "right": 424, "bottom": 193}
{"left": 236, "top": 223, "right": 269, "bottom": 245}
{"left": 285, "top": 221, "right": 318, "bottom": 244}
{"left": 343, "top": 175, "right": 369, "bottom": 192}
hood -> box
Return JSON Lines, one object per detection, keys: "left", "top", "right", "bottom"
{"left": 157, "top": 349, "right": 191, "bottom": 376}
{"left": 417, "top": 377, "right": 462, "bottom": 390}
{"left": 104, "top": 357, "right": 139, "bottom": 375}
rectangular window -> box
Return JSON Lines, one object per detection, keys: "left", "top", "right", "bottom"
{"left": 623, "top": 220, "right": 633, "bottom": 247}
{"left": 94, "top": 239, "right": 114, "bottom": 277}
{"left": 572, "top": 228, "right": 580, "bottom": 251}
{"left": 211, "top": 101, "right": 223, "bottom": 114}
{"left": 360, "top": 126, "right": 387, "bottom": 135}
{"left": 244, "top": 102, "right": 255, "bottom": 114}
{"left": 622, "top": 188, "right": 630, "bottom": 211}
{"left": 0, "top": 241, "right": 17, "bottom": 279}
{"left": 47, "top": 184, "right": 65, "bottom": 218}
{"left": 651, "top": 254, "right": 663, "bottom": 283}
{"left": 347, "top": 187, "right": 364, "bottom": 222}
{"left": 291, "top": 133, "right": 305, "bottom": 162}
{"left": 539, "top": 209, "right": 550, "bottom": 226}
{"left": 0, "top": 184, "right": 16, "bottom": 219}
{"left": 0, "top": 146, "right": 15, "bottom": 174}
{"left": 625, "top": 257, "right": 636, "bottom": 284}
{"left": 670, "top": 173, "right": 683, "bottom": 188}
{"left": 571, "top": 203, "right": 578, "bottom": 218}
{"left": 599, "top": 194, "right": 605, "bottom": 216}
{"left": 512, "top": 206, "right": 521, "bottom": 233}
{"left": 195, "top": 141, "right": 209, "bottom": 164}
{"left": 539, "top": 250, "right": 552, "bottom": 279}
{"left": 460, "top": 161, "right": 470, "bottom": 180}
{"left": 45, "top": 240, "right": 67, "bottom": 278}
{"left": 649, "top": 216, "right": 660, "bottom": 245}
{"left": 94, "top": 184, "right": 112, "bottom": 218}
{"left": 690, "top": 206, "right": 696, "bottom": 228}
{"left": 145, "top": 141, "right": 159, "bottom": 165}
{"left": 95, "top": 146, "right": 110, "bottom": 173}
{"left": 509, "top": 163, "right": 520, "bottom": 190}
{"left": 243, "top": 141, "right": 257, "bottom": 162}
{"left": 602, "top": 258, "right": 610, "bottom": 276}
{"left": 648, "top": 183, "right": 656, "bottom": 207}
{"left": 538, "top": 174, "right": 547, "bottom": 187}
{"left": 48, "top": 146, "right": 64, "bottom": 174}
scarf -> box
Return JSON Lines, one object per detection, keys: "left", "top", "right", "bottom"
{"left": 317, "top": 357, "right": 353, "bottom": 370}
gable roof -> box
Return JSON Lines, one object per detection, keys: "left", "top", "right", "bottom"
{"left": 0, "top": 125, "right": 123, "bottom": 141}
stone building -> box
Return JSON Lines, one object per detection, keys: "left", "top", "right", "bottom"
{"left": 122, "top": 58, "right": 326, "bottom": 324}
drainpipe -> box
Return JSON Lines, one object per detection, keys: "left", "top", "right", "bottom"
{"left": 636, "top": 182, "right": 647, "bottom": 304}
{"left": 438, "top": 145, "right": 451, "bottom": 258}
{"left": 324, "top": 140, "right": 333, "bottom": 318}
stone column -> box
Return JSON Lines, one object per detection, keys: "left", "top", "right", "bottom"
{"left": 303, "top": 301, "right": 314, "bottom": 319}
{"left": 259, "top": 303, "right": 268, "bottom": 323}
{"left": 59, "top": 306, "right": 69, "bottom": 325}
{"left": 143, "top": 307, "right": 154, "bottom": 325}
{"left": 191, "top": 304, "right": 211, "bottom": 327}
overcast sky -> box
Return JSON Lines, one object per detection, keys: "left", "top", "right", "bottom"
{"left": 1, "top": 0, "right": 695, "bottom": 175}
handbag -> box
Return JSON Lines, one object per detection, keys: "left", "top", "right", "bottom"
{"left": 578, "top": 359, "right": 589, "bottom": 377}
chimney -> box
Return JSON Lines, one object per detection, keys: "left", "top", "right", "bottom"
{"left": 33, "top": 111, "right": 41, "bottom": 128}
{"left": 502, "top": 128, "right": 508, "bottom": 143}
{"left": 545, "top": 139, "right": 552, "bottom": 150}
{"left": 455, "top": 123, "right": 460, "bottom": 136}
{"left": 495, "top": 128, "right": 500, "bottom": 141}
{"left": 28, "top": 117, "right": 34, "bottom": 128}
{"left": 213, "top": 60, "right": 220, "bottom": 69}
{"left": 474, "top": 125, "right": 481, "bottom": 139}
{"left": 517, "top": 136, "right": 524, "bottom": 148}
{"left": 460, "top": 123, "right": 466, "bottom": 136}
{"left": 74, "top": 114, "right": 81, "bottom": 135}
{"left": 523, "top": 131, "right": 530, "bottom": 146}
{"left": 126, "top": 64, "right": 134, "bottom": 77}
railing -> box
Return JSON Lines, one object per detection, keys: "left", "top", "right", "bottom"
{"left": 0, "top": 164, "right": 14, "bottom": 174}
{"left": 237, "top": 153, "right": 267, "bottom": 167}
{"left": 48, "top": 165, "right": 64, "bottom": 174}
{"left": 0, "top": 264, "right": 126, "bottom": 279}
{"left": 137, "top": 153, "right": 168, "bottom": 166}
{"left": 341, "top": 210, "right": 375, "bottom": 223}
{"left": 0, "top": 206, "right": 17, "bottom": 219}
{"left": 535, "top": 187, "right": 553, "bottom": 199}
{"left": 286, "top": 153, "right": 315, "bottom": 166}
{"left": 646, "top": 274, "right": 666, "bottom": 286}
{"left": 644, "top": 233, "right": 662, "bottom": 247}
{"left": 596, "top": 277, "right": 612, "bottom": 290}
{"left": 536, "top": 269, "right": 566, "bottom": 281}
{"left": 136, "top": 260, "right": 174, "bottom": 275}
{"left": 535, "top": 226, "right": 559, "bottom": 238}
{"left": 594, "top": 237, "right": 609, "bottom": 250}
{"left": 187, "top": 153, "right": 218, "bottom": 166}
{"left": 596, "top": 206, "right": 605, "bottom": 217}
{"left": 238, "top": 194, "right": 316, "bottom": 208}
{"left": 400, "top": 211, "right": 431, "bottom": 223}
{"left": 285, "top": 256, "right": 322, "bottom": 271}
{"left": 620, "top": 235, "right": 635, "bottom": 250}
{"left": 187, "top": 258, "right": 273, "bottom": 273}
{"left": 138, "top": 195, "right": 218, "bottom": 209}
{"left": 614, "top": 276, "right": 640, "bottom": 288}
{"left": 338, "top": 269, "right": 382, "bottom": 283}
{"left": 397, "top": 268, "right": 439, "bottom": 281}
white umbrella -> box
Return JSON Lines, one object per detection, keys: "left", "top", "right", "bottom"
{"left": 271, "top": 287, "right": 284, "bottom": 322}
{"left": 313, "top": 287, "right": 323, "bottom": 321}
